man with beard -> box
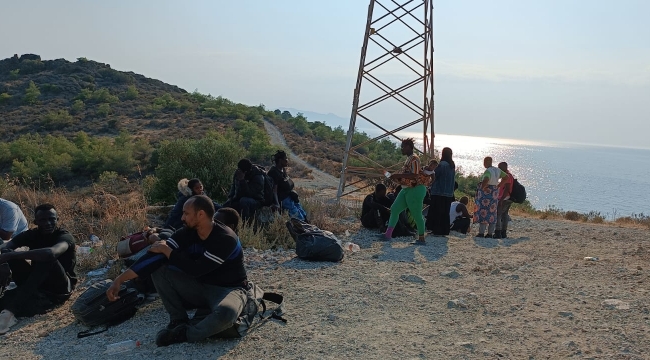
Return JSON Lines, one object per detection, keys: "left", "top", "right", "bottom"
{"left": 0, "top": 204, "right": 77, "bottom": 335}
{"left": 107, "top": 195, "right": 248, "bottom": 347}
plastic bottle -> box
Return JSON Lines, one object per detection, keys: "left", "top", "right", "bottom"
{"left": 77, "top": 246, "right": 92, "bottom": 255}
{"left": 343, "top": 242, "right": 360, "bottom": 252}
{"left": 584, "top": 257, "right": 599, "bottom": 261}
{"left": 104, "top": 340, "right": 140, "bottom": 354}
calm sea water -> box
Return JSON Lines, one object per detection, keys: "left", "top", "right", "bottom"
{"left": 426, "top": 134, "right": 650, "bottom": 218}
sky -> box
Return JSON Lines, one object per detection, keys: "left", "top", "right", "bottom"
{"left": 1, "top": 0, "right": 649, "bottom": 148}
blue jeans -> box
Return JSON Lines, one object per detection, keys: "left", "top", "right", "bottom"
{"left": 151, "top": 266, "right": 247, "bottom": 342}
{"left": 281, "top": 197, "right": 307, "bottom": 221}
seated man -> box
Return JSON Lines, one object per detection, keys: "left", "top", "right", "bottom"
{"left": 214, "top": 207, "right": 241, "bottom": 234}
{"left": 107, "top": 195, "right": 248, "bottom": 347}
{"left": 224, "top": 159, "right": 265, "bottom": 220}
{"left": 267, "top": 150, "right": 307, "bottom": 221}
{"left": 0, "top": 204, "right": 77, "bottom": 334}
{"left": 0, "top": 198, "right": 29, "bottom": 244}
{"left": 449, "top": 196, "right": 471, "bottom": 234}
{"left": 360, "top": 184, "right": 393, "bottom": 232}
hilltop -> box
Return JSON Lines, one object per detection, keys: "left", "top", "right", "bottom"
{"left": 0, "top": 54, "right": 263, "bottom": 141}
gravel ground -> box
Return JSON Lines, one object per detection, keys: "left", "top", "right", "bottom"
{"left": 2, "top": 217, "right": 650, "bottom": 359}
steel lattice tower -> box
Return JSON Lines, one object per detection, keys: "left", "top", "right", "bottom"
{"left": 337, "top": 0, "right": 434, "bottom": 199}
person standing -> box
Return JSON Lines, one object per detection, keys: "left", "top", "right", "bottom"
{"left": 474, "top": 157, "right": 507, "bottom": 238}
{"left": 377, "top": 138, "right": 429, "bottom": 244}
{"left": 426, "top": 147, "right": 456, "bottom": 235}
{"left": 0, "top": 204, "right": 77, "bottom": 335}
{"left": 495, "top": 162, "right": 514, "bottom": 239}
{"left": 0, "top": 198, "right": 29, "bottom": 244}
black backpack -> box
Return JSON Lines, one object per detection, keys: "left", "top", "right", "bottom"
{"left": 71, "top": 279, "right": 145, "bottom": 338}
{"left": 286, "top": 219, "right": 344, "bottom": 262}
{"left": 213, "top": 281, "right": 285, "bottom": 338}
{"left": 253, "top": 165, "right": 275, "bottom": 206}
{"left": 510, "top": 178, "right": 527, "bottom": 204}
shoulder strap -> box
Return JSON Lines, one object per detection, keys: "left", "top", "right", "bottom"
{"left": 259, "top": 292, "right": 286, "bottom": 323}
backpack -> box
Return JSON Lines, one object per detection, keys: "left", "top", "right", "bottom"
{"left": 286, "top": 218, "right": 344, "bottom": 262}
{"left": 212, "top": 281, "right": 285, "bottom": 338}
{"left": 253, "top": 165, "right": 275, "bottom": 206}
{"left": 510, "top": 178, "right": 527, "bottom": 204}
{"left": 71, "top": 279, "right": 145, "bottom": 338}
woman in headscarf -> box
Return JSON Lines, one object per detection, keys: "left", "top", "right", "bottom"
{"left": 267, "top": 150, "right": 307, "bottom": 221}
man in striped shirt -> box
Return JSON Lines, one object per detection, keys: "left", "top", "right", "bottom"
{"left": 106, "top": 195, "right": 247, "bottom": 346}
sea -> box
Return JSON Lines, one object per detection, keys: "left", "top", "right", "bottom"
{"left": 426, "top": 134, "right": 650, "bottom": 219}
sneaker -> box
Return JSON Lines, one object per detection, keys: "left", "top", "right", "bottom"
{"left": 475, "top": 234, "right": 484, "bottom": 238}
{"left": 0, "top": 310, "right": 17, "bottom": 335}
{"left": 494, "top": 231, "right": 502, "bottom": 239}
{"left": 156, "top": 323, "right": 188, "bottom": 346}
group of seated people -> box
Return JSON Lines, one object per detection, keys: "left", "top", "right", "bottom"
{"left": 361, "top": 183, "right": 472, "bottom": 237}
{"left": 166, "top": 151, "right": 307, "bottom": 229}
{"left": 0, "top": 149, "right": 308, "bottom": 343}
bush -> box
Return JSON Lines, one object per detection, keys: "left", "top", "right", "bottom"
{"left": 91, "top": 88, "right": 119, "bottom": 104}
{"left": 23, "top": 81, "right": 40, "bottom": 104}
{"left": 0, "top": 92, "right": 11, "bottom": 104}
{"left": 149, "top": 133, "right": 241, "bottom": 204}
{"left": 564, "top": 211, "right": 581, "bottom": 221}
{"left": 42, "top": 110, "right": 75, "bottom": 129}
{"left": 9, "top": 69, "right": 20, "bottom": 79}
{"left": 97, "top": 103, "right": 111, "bottom": 117}
{"left": 41, "top": 84, "right": 62, "bottom": 94}
{"left": 70, "top": 99, "right": 85, "bottom": 114}
{"left": 124, "top": 85, "right": 138, "bottom": 100}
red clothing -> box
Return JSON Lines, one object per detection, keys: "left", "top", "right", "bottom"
{"left": 499, "top": 171, "right": 514, "bottom": 200}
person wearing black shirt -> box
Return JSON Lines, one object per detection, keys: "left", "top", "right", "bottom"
{"left": 0, "top": 204, "right": 77, "bottom": 335}
{"left": 267, "top": 150, "right": 307, "bottom": 221}
{"left": 107, "top": 195, "right": 247, "bottom": 347}
{"left": 225, "top": 159, "right": 265, "bottom": 220}
{"left": 361, "top": 184, "right": 393, "bottom": 232}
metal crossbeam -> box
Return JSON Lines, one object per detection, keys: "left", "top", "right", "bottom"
{"left": 337, "top": 0, "right": 434, "bottom": 200}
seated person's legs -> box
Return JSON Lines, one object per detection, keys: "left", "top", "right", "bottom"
{"left": 450, "top": 217, "right": 471, "bottom": 234}
{"left": 236, "top": 197, "right": 260, "bottom": 220}
{"left": 280, "top": 197, "right": 307, "bottom": 221}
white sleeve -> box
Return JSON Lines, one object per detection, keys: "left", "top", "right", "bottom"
{"left": 0, "top": 209, "right": 18, "bottom": 232}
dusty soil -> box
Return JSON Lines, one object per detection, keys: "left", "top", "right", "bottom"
{"left": 2, "top": 123, "right": 649, "bottom": 359}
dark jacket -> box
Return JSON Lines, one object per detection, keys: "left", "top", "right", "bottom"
{"left": 227, "top": 166, "right": 265, "bottom": 203}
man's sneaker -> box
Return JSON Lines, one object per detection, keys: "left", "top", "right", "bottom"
{"left": 0, "top": 310, "right": 17, "bottom": 335}
{"left": 156, "top": 323, "right": 188, "bottom": 346}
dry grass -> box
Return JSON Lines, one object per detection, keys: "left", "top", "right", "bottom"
{"left": 1, "top": 179, "right": 148, "bottom": 273}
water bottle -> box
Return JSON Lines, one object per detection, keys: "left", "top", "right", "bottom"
{"left": 343, "top": 242, "right": 360, "bottom": 252}
{"left": 104, "top": 340, "right": 140, "bottom": 354}
{"left": 584, "top": 257, "right": 599, "bottom": 261}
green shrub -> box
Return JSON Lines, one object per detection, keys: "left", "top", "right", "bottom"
{"left": 124, "top": 85, "right": 138, "bottom": 100}
{"left": 41, "top": 84, "right": 62, "bottom": 94}
{"left": 91, "top": 88, "right": 119, "bottom": 104}
{"left": 0, "top": 92, "right": 11, "bottom": 104}
{"left": 70, "top": 99, "right": 85, "bottom": 114}
{"left": 9, "top": 69, "right": 19, "bottom": 79}
{"left": 18, "top": 59, "right": 45, "bottom": 74}
{"left": 97, "top": 103, "right": 111, "bottom": 117}
{"left": 23, "top": 81, "right": 40, "bottom": 104}
{"left": 42, "top": 110, "right": 75, "bottom": 129}
{"left": 149, "top": 133, "right": 241, "bottom": 204}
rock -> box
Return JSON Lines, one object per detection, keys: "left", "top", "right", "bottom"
{"left": 447, "top": 299, "right": 468, "bottom": 309}
{"left": 554, "top": 232, "right": 561, "bottom": 236}
{"left": 505, "top": 274, "right": 519, "bottom": 281}
{"left": 327, "top": 314, "right": 338, "bottom": 321}
{"left": 400, "top": 274, "right": 426, "bottom": 284}
{"left": 457, "top": 342, "right": 474, "bottom": 350}
{"left": 440, "top": 270, "right": 461, "bottom": 279}
{"left": 602, "top": 299, "right": 630, "bottom": 310}
{"left": 559, "top": 311, "right": 574, "bottom": 318}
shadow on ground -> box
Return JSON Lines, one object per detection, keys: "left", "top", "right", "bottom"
{"left": 474, "top": 236, "right": 531, "bottom": 248}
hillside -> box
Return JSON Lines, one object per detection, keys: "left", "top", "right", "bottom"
{"left": 0, "top": 54, "right": 265, "bottom": 141}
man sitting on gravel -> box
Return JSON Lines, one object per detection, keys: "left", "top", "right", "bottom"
{"left": 0, "top": 204, "right": 77, "bottom": 335}
{"left": 361, "top": 184, "right": 393, "bottom": 232}
{"left": 107, "top": 195, "right": 248, "bottom": 347}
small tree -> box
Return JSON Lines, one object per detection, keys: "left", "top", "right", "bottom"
{"left": 97, "top": 103, "right": 110, "bottom": 117}
{"left": 0, "top": 93, "right": 11, "bottom": 105}
{"left": 23, "top": 81, "right": 40, "bottom": 105}
{"left": 9, "top": 69, "right": 19, "bottom": 79}
{"left": 70, "top": 99, "right": 85, "bottom": 114}
{"left": 124, "top": 85, "right": 138, "bottom": 100}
